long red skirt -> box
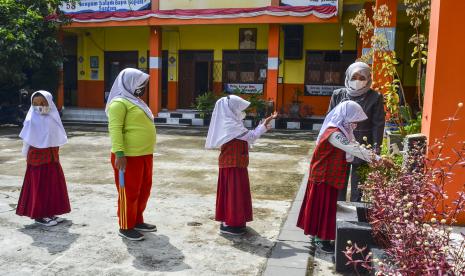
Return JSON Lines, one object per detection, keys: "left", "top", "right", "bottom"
{"left": 296, "top": 181, "right": 338, "bottom": 240}
{"left": 215, "top": 167, "right": 253, "bottom": 227}
{"left": 16, "top": 162, "right": 71, "bottom": 219}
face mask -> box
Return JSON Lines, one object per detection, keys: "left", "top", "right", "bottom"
{"left": 343, "top": 122, "right": 357, "bottom": 132}
{"left": 349, "top": 80, "right": 367, "bottom": 90}
{"left": 134, "top": 88, "right": 145, "bottom": 98}
{"left": 33, "top": 106, "right": 50, "bottom": 115}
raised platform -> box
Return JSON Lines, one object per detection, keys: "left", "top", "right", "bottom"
{"left": 61, "top": 108, "right": 324, "bottom": 130}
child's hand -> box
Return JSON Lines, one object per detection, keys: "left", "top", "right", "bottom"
{"left": 264, "top": 111, "right": 278, "bottom": 125}
{"left": 115, "top": 156, "right": 127, "bottom": 171}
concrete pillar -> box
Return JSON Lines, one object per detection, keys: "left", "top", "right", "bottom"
{"left": 422, "top": 0, "right": 465, "bottom": 224}
{"left": 266, "top": 24, "right": 280, "bottom": 110}
{"left": 149, "top": 26, "right": 162, "bottom": 116}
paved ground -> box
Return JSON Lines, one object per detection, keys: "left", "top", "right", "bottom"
{"left": 0, "top": 125, "right": 316, "bottom": 276}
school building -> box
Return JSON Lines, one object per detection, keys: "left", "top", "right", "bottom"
{"left": 58, "top": 0, "right": 419, "bottom": 125}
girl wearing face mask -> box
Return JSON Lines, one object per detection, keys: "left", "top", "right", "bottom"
{"left": 297, "top": 101, "right": 380, "bottom": 253}
{"left": 328, "top": 62, "right": 385, "bottom": 202}
{"left": 16, "top": 91, "right": 70, "bottom": 227}
{"left": 106, "top": 68, "right": 156, "bottom": 241}
{"left": 206, "top": 95, "right": 277, "bottom": 235}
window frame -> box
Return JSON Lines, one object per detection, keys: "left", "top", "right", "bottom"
{"left": 304, "top": 50, "right": 357, "bottom": 96}
{"left": 222, "top": 50, "right": 268, "bottom": 85}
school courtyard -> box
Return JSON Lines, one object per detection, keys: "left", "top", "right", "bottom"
{"left": 0, "top": 125, "right": 334, "bottom": 275}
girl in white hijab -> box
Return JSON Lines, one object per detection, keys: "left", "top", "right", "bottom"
{"left": 206, "top": 95, "right": 277, "bottom": 235}
{"left": 16, "top": 91, "right": 71, "bottom": 227}
{"left": 297, "top": 101, "right": 380, "bottom": 253}
{"left": 328, "top": 61, "right": 385, "bottom": 202}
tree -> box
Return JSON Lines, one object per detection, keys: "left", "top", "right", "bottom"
{"left": 0, "top": 0, "right": 71, "bottom": 102}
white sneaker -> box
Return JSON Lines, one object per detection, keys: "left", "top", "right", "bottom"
{"left": 35, "top": 217, "right": 58, "bottom": 227}
{"left": 52, "top": 216, "right": 66, "bottom": 223}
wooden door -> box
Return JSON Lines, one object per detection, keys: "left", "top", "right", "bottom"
{"left": 178, "top": 51, "right": 213, "bottom": 109}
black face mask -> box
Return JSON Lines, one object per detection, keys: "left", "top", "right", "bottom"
{"left": 134, "top": 87, "right": 145, "bottom": 97}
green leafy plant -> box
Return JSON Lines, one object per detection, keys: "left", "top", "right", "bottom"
{"left": 360, "top": 139, "right": 403, "bottom": 203}
{"left": 247, "top": 94, "right": 266, "bottom": 115}
{"left": 0, "top": 0, "right": 75, "bottom": 100}
{"left": 349, "top": 2, "right": 430, "bottom": 135}
{"left": 404, "top": 113, "right": 422, "bottom": 135}
{"left": 405, "top": 0, "right": 431, "bottom": 111}
{"left": 194, "top": 91, "right": 219, "bottom": 118}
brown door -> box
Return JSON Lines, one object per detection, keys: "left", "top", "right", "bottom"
{"left": 104, "top": 51, "right": 139, "bottom": 103}
{"left": 178, "top": 50, "right": 213, "bottom": 109}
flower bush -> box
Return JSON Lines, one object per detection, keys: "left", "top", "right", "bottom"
{"left": 344, "top": 103, "right": 465, "bottom": 275}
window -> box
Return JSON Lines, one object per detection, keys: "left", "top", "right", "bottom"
{"left": 223, "top": 50, "right": 268, "bottom": 84}
{"left": 283, "top": 25, "right": 303, "bottom": 60}
{"left": 305, "top": 50, "right": 357, "bottom": 96}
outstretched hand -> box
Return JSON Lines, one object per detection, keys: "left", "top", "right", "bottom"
{"left": 264, "top": 111, "right": 278, "bottom": 129}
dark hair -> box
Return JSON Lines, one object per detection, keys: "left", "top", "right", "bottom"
{"left": 32, "top": 93, "right": 46, "bottom": 100}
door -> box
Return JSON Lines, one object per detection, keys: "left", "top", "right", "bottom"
{"left": 178, "top": 51, "right": 213, "bottom": 109}
{"left": 104, "top": 51, "right": 138, "bottom": 103}
{"left": 63, "top": 35, "right": 78, "bottom": 106}
{"left": 195, "top": 62, "right": 210, "bottom": 102}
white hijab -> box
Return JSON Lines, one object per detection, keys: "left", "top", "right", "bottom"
{"left": 205, "top": 95, "right": 250, "bottom": 149}
{"left": 105, "top": 68, "right": 153, "bottom": 120}
{"left": 19, "top": 91, "right": 68, "bottom": 156}
{"left": 345, "top": 62, "right": 372, "bottom": 97}
{"left": 317, "top": 100, "right": 368, "bottom": 162}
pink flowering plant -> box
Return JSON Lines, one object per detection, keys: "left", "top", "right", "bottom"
{"left": 344, "top": 103, "right": 465, "bottom": 275}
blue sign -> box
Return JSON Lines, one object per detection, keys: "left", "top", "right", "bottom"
{"left": 60, "top": 0, "right": 151, "bottom": 14}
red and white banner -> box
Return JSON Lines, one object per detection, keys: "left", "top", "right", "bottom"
{"left": 281, "top": 0, "right": 338, "bottom": 8}
{"left": 62, "top": 5, "right": 338, "bottom": 22}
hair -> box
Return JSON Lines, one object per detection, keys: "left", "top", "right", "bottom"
{"left": 32, "top": 93, "right": 46, "bottom": 101}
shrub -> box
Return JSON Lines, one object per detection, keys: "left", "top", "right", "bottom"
{"left": 345, "top": 103, "right": 465, "bottom": 275}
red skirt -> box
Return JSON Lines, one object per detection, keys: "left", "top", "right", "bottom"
{"left": 215, "top": 167, "right": 253, "bottom": 227}
{"left": 16, "top": 162, "right": 71, "bottom": 219}
{"left": 297, "top": 181, "right": 338, "bottom": 240}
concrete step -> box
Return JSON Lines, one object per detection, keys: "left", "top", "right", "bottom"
{"left": 62, "top": 108, "right": 108, "bottom": 123}
{"left": 62, "top": 108, "right": 324, "bottom": 130}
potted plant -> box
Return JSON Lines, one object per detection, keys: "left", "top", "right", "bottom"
{"left": 194, "top": 91, "right": 219, "bottom": 124}
{"left": 247, "top": 94, "right": 266, "bottom": 126}
{"left": 289, "top": 88, "right": 303, "bottom": 118}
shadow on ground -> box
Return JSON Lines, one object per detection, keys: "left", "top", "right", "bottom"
{"left": 122, "top": 233, "right": 190, "bottom": 272}
{"left": 18, "top": 220, "right": 79, "bottom": 255}
{"left": 219, "top": 227, "right": 275, "bottom": 258}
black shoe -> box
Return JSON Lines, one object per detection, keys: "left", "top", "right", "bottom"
{"left": 35, "top": 217, "right": 58, "bottom": 227}
{"left": 134, "top": 223, "right": 157, "bottom": 232}
{"left": 316, "top": 240, "right": 335, "bottom": 253}
{"left": 220, "top": 224, "right": 246, "bottom": 236}
{"left": 119, "top": 229, "right": 144, "bottom": 241}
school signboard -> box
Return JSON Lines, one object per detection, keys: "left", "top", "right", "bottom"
{"left": 305, "top": 85, "right": 343, "bottom": 96}
{"left": 280, "top": 0, "right": 338, "bottom": 8}
{"left": 60, "top": 0, "right": 151, "bottom": 14}
{"left": 224, "top": 83, "right": 264, "bottom": 95}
